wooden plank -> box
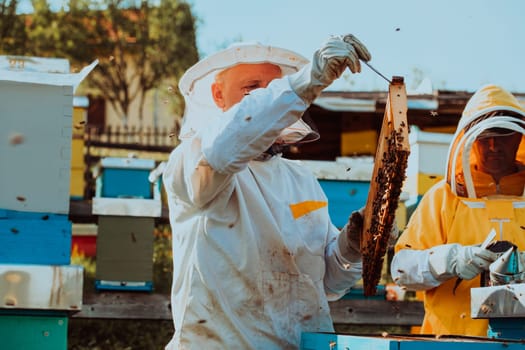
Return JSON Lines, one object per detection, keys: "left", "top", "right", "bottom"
{"left": 361, "top": 77, "right": 410, "bottom": 296}
{"left": 73, "top": 292, "right": 171, "bottom": 320}
{"left": 329, "top": 299, "right": 423, "bottom": 326}
{"left": 72, "top": 292, "right": 424, "bottom": 326}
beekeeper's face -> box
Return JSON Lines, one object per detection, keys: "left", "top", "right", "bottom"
{"left": 473, "top": 129, "right": 522, "bottom": 176}
{"left": 211, "top": 63, "right": 282, "bottom": 111}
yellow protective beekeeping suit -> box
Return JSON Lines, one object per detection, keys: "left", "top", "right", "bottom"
{"left": 397, "top": 184, "right": 525, "bottom": 335}
{"left": 394, "top": 84, "right": 525, "bottom": 336}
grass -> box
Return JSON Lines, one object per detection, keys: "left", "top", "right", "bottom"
{"left": 68, "top": 225, "right": 174, "bottom": 350}
{"left": 68, "top": 319, "right": 174, "bottom": 350}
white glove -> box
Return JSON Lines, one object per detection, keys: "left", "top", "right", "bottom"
{"left": 289, "top": 34, "right": 371, "bottom": 104}
{"left": 428, "top": 243, "right": 498, "bottom": 281}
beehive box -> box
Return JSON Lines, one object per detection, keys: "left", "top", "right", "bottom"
{"left": 70, "top": 96, "right": 89, "bottom": 199}
{"left": 0, "top": 56, "right": 97, "bottom": 214}
{"left": 95, "top": 216, "right": 154, "bottom": 291}
{"left": 300, "top": 158, "right": 410, "bottom": 230}
{"left": 403, "top": 126, "right": 453, "bottom": 197}
{"left": 97, "top": 157, "right": 156, "bottom": 199}
{"left": 0, "top": 209, "right": 71, "bottom": 265}
{"left": 471, "top": 284, "right": 525, "bottom": 319}
{"left": 487, "top": 318, "right": 525, "bottom": 340}
{"left": 0, "top": 315, "right": 68, "bottom": 350}
{"left": 93, "top": 167, "right": 161, "bottom": 291}
{"left": 300, "top": 333, "right": 525, "bottom": 349}
{"left": 341, "top": 129, "right": 378, "bottom": 156}
{"left": 0, "top": 264, "right": 82, "bottom": 311}
{"left": 300, "top": 159, "right": 373, "bottom": 229}
{"left": 71, "top": 223, "right": 98, "bottom": 258}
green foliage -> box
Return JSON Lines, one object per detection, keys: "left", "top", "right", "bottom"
{"left": 82, "top": 0, "right": 199, "bottom": 124}
{"left": 0, "top": 0, "right": 28, "bottom": 53}
{"left": 0, "top": 0, "right": 199, "bottom": 126}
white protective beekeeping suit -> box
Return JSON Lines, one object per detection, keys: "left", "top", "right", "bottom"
{"left": 163, "top": 41, "right": 364, "bottom": 349}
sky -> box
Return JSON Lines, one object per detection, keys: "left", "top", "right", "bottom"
{"left": 187, "top": 0, "right": 525, "bottom": 93}
{"left": 25, "top": 0, "right": 525, "bottom": 93}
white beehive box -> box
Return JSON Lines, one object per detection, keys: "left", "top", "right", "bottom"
{"left": 0, "top": 56, "right": 97, "bottom": 214}
{"left": 403, "top": 126, "right": 454, "bottom": 197}
{"left": 0, "top": 264, "right": 83, "bottom": 311}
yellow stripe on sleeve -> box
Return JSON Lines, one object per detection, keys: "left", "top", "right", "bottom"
{"left": 289, "top": 200, "right": 327, "bottom": 219}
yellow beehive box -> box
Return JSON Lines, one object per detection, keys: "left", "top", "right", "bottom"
{"left": 341, "top": 130, "right": 378, "bottom": 156}
{"left": 394, "top": 193, "right": 410, "bottom": 231}
{"left": 70, "top": 98, "right": 89, "bottom": 199}
{"left": 70, "top": 166, "right": 85, "bottom": 199}
{"left": 404, "top": 173, "right": 444, "bottom": 197}
{"left": 70, "top": 138, "right": 84, "bottom": 168}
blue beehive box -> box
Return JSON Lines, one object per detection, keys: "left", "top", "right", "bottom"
{"left": 341, "top": 285, "right": 385, "bottom": 300}
{"left": 301, "top": 333, "right": 525, "bottom": 349}
{"left": 488, "top": 318, "right": 525, "bottom": 340}
{"left": 98, "top": 157, "right": 156, "bottom": 199}
{"left": 0, "top": 209, "right": 71, "bottom": 265}
{"left": 300, "top": 159, "right": 372, "bottom": 229}
{"left": 318, "top": 179, "right": 369, "bottom": 229}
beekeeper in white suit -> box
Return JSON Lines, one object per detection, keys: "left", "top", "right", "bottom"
{"left": 163, "top": 34, "right": 373, "bottom": 349}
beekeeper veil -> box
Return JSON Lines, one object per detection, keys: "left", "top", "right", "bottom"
{"left": 177, "top": 42, "right": 319, "bottom": 143}
{"left": 445, "top": 84, "right": 525, "bottom": 198}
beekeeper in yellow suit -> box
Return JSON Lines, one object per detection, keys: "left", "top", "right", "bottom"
{"left": 163, "top": 35, "right": 377, "bottom": 349}
{"left": 391, "top": 84, "right": 525, "bottom": 336}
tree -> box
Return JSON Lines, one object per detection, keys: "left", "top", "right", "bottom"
{"left": 139, "top": 0, "right": 198, "bottom": 121}
{"left": 81, "top": 0, "right": 198, "bottom": 125}
{"left": 0, "top": 0, "right": 28, "bottom": 54}
{"left": 20, "top": 0, "right": 198, "bottom": 126}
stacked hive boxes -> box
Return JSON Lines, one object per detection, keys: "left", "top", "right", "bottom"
{"left": 402, "top": 126, "right": 454, "bottom": 216}
{"left": 92, "top": 157, "right": 161, "bottom": 291}
{"left": 0, "top": 56, "right": 97, "bottom": 349}
{"left": 300, "top": 158, "right": 408, "bottom": 299}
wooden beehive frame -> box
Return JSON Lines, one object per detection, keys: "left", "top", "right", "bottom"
{"left": 361, "top": 77, "right": 410, "bottom": 296}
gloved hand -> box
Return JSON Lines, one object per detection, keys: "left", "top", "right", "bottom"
{"left": 338, "top": 207, "right": 399, "bottom": 263}
{"left": 428, "top": 243, "right": 499, "bottom": 281}
{"left": 289, "top": 34, "right": 371, "bottom": 104}
{"left": 338, "top": 210, "right": 364, "bottom": 263}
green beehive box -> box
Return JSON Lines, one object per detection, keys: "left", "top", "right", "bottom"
{"left": 0, "top": 314, "right": 68, "bottom": 350}
{"left": 96, "top": 216, "right": 154, "bottom": 286}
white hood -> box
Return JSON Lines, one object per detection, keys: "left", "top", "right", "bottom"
{"left": 177, "top": 42, "right": 318, "bottom": 143}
